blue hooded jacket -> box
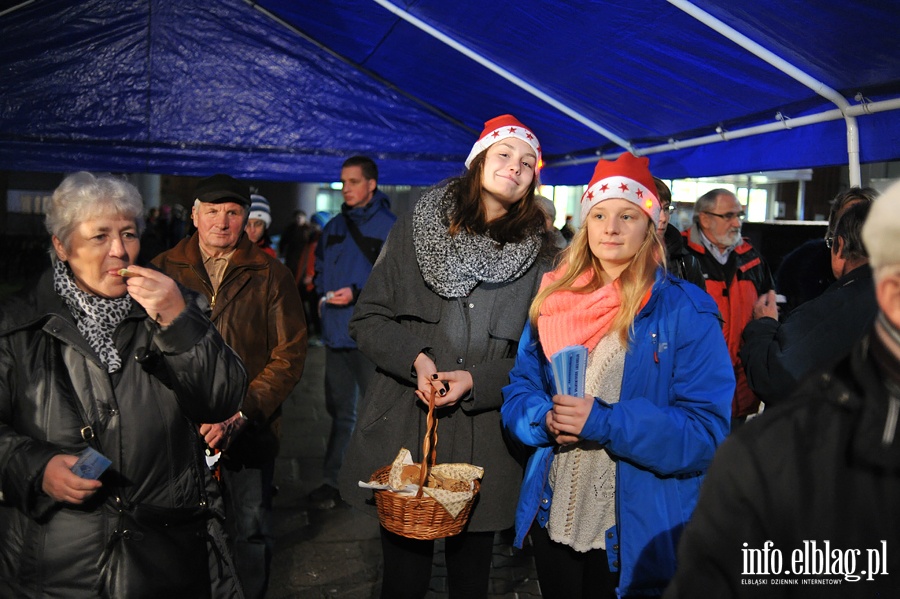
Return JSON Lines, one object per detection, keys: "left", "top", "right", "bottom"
{"left": 315, "top": 190, "right": 396, "bottom": 348}
{"left": 501, "top": 271, "right": 734, "bottom": 597}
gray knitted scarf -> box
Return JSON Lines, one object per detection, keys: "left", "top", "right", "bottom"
{"left": 412, "top": 185, "right": 542, "bottom": 298}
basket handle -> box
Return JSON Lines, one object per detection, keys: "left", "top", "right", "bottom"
{"left": 414, "top": 387, "right": 439, "bottom": 499}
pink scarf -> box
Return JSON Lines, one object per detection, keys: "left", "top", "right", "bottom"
{"left": 537, "top": 268, "right": 622, "bottom": 359}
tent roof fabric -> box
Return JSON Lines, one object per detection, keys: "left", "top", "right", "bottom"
{"left": 1, "top": 0, "right": 898, "bottom": 185}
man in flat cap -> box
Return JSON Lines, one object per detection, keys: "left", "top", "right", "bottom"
{"left": 154, "top": 174, "right": 307, "bottom": 598}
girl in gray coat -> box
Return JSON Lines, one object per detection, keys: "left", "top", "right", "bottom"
{"left": 339, "top": 115, "right": 553, "bottom": 599}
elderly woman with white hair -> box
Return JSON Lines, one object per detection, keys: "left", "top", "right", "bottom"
{"left": 0, "top": 172, "right": 247, "bottom": 598}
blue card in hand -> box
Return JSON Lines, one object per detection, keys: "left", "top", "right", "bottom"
{"left": 550, "top": 345, "right": 588, "bottom": 398}
{"left": 71, "top": 447, "right": 112, "bottom": 480}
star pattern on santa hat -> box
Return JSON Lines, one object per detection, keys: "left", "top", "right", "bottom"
{"left": 466, "top": 115, "right": 541, "bottom": 169}
{"left": 586, "top": 190, "right": 595, "bottom": 201}
{"left": 619, "top": 183, "right": 629, "bottom": 192}
{"left": 637, "top": 190, "right": 644, "bottom": 198}
{"left": 600, "top": 183, "right": 609, "bottom": 192}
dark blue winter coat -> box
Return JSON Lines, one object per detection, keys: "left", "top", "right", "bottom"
{"left": 314, "top": 191, "right": 396, "bottom": 348}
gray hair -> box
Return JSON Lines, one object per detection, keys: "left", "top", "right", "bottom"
{"left": 825, "top": 186, "right": 878, "bottom": 245}
{"left": 831, "top": 201, "right": 870, "bottom": 261}
{"left": 46, "top": 172, "right": 144, "bottom": 255}
{"left": 692, "top": 188, "right": 736, "bottom": 226}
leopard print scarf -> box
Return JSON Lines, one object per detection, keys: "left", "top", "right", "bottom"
{"left": 53, "top": 259, "right": 132, "bottom": 373}
{"left": 413, "top": 185, "right": 542, "bottom": 298}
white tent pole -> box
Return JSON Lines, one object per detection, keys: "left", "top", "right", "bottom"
{"left": 371, "top": 0, "right": 635, "bottom": 153}
{"left": 550, "top": 96, "right": 900, "bottom": 167}
{"left": 667, "top": 0, "right": 861, "bottom": 185}
{"left": 0, "top": 0, "right": 35, "bottom": 18}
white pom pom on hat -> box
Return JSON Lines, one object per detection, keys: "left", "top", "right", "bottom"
{"left": 465, "top": 114, "right": 541, "bottom": 169}
{"left": 580, "top": 152, "right": 661, "bottom": 225}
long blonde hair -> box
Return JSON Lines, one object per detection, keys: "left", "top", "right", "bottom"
{"left": 529, "top": 219, "right": 665, "bottom": 345}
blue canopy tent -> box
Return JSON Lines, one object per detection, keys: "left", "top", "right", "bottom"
{"left": 1, "top": 0, "right": 898, "bottom": 186}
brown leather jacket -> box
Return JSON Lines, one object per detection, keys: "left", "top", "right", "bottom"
{"left": 153, "top": 233, "right": 307, "bottom": 466}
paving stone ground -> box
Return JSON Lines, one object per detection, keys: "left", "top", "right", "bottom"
{"left": 269, "top": 343, "right": 542, "bottom": 598}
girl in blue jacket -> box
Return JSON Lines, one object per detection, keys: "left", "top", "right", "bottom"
{"left": 501, "top": 153, "right": 734, "bottom": 598}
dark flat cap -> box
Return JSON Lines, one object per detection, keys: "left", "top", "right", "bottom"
{"left": 194, "top": 174, "right": 251, "bottom": 207}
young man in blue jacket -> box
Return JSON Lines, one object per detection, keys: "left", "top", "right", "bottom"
{"left": 307, "top": 156, "right": 396, "bottom": 509}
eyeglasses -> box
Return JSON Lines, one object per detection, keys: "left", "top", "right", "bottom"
{"left": 824, "top": 235, "right": 834, "bottom": 249}
{"left": 661, "top": 205, "right": 676, "bottom": 214}
{"left": 703, "top": 211, "right": 745, "bottom": 222}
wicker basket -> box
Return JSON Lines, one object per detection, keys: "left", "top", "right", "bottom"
{"left": 371, "top": 388, "right": 480, "bottom": 540}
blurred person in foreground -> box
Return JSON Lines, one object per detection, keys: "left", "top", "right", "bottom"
{"left": 153, "top": 174, "right": 307, "bottom": 599}
{"left": 339, "top": 114, "right": 553, "bottom": 598}
{"left": 502, "top": 153, "right": 733, "bottom": 598}
{"left": 665, "top": 178, "right": 900, "bottom": 598}
{"left": 0, "top": 172, "right": 248, "bottom": 598}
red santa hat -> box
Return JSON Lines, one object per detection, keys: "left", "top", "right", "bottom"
{"left": 580, "top": 152, "right": 660, "bottom": 225}
{"left": 465, "top": 114, "right": 541, "bottom": 169}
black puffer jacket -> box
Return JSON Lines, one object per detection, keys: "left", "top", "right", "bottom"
{"left": 0, "top": 270, "right": 247, "bottom": 598}
{"left": 663, "top": 223, "right": 706, "bottom": 290}
{"left": 741, "top": 264, "right": 877, "bottom": 406}
{"left": 666, "top": 333, "right": 900, "bottom": 598}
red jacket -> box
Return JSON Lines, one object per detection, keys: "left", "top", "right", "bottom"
{"left": 684, "top": 227, "right": 773, "bottom": 418}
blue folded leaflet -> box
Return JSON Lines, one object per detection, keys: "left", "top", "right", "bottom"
{"left": 549, "top": 345, "right": 588, "bottom": 397}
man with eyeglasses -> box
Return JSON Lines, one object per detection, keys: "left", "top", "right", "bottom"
{"left": 665, "top": 179, "right": 900, "bottom": 599}
{"left": 774, "top": 187, "right": 880, "bottom": 317}
{"left": 683, "top": 189, "right": 773, "bottom": 431}
{"left": 741, "top": 200, "right": 877, "bottom": 408}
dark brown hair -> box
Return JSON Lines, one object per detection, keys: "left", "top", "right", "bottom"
{"left": 341, "top": 155, "right": 378, "bottom": 182}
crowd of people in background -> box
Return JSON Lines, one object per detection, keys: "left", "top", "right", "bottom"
{"left": 1, "top": 124, "right": 898, "bottom": 598}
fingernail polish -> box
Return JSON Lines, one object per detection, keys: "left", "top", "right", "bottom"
{"left": 431, "top": 374, "right": 438, "bottom": 380}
